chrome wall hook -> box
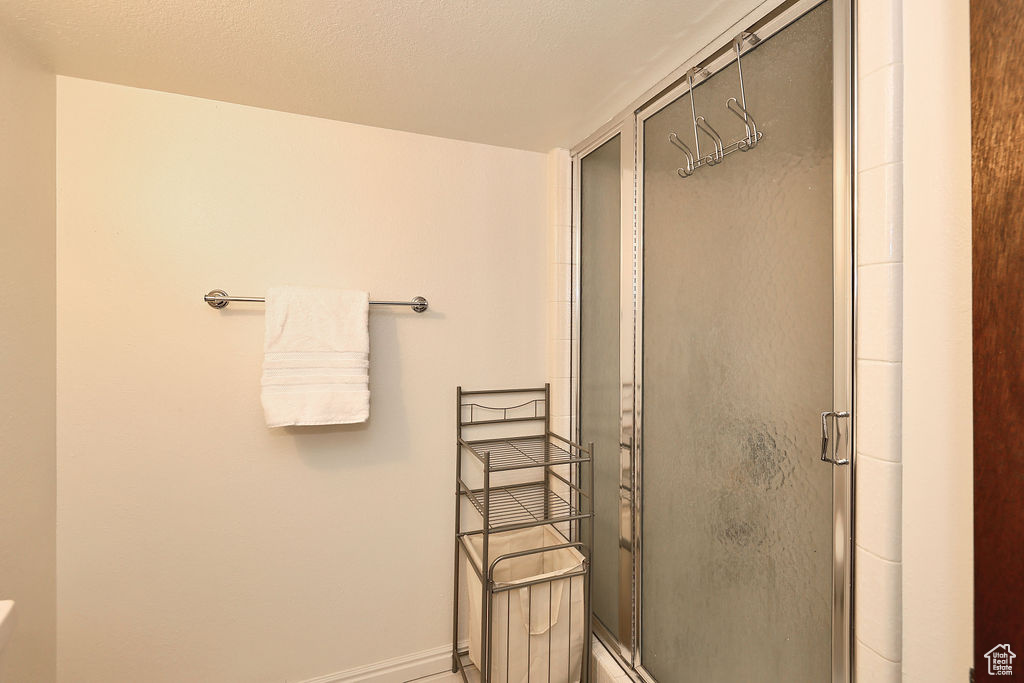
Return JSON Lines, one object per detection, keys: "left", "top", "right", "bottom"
{"left": 695, "top": 116, "right": 725, "bottom": 164}
{"left": 686, "top": 68, "right": 709, "bottom": 164}
{"left": 667, "top": 34, "right": 764, "bottom": 178}
{"left": 727, "top": 98, "right": 761, "bottom": 151}
{"left": 728, "top": 33, "right": 762, "bottom": 151}
{"left": 668, "top": 132, "right": 695, "bottom": 177}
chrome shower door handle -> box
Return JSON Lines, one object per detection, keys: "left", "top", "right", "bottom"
{"left": 820, "top": 410, "right": 851, "bottom": 465}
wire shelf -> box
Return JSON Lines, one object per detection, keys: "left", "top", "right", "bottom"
{"left": 453, "top": 385, "right": 592, "bottom": 682}
{"left": 462, "top": 435, "right": 589, "bottom": 472}
{"left": 463, "top": 482, "right": 582, "bottom": 533}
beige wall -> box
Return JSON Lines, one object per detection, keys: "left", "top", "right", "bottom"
{"left": 56, "top": 77, "right": 548, "bottom": 682}
{"left": 900, "top": 0, "right": 973, "bottom": 680}
{"left": 0, "top": 30, "right": 57, "bottom": 683}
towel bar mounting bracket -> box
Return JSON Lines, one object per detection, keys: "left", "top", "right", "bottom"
{"left": 206, "top": 289, "right": 229, "bottom": 309}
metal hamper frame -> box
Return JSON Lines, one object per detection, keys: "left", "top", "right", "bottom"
{"left": 452, "top": 384, "right": 594, "bottom": 682}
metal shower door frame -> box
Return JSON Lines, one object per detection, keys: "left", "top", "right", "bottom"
{"left": 570, "top": 120, "right": 636, "bottom": 667}
{"left": 570, "top": 0, "right": 855, "bottom": 681}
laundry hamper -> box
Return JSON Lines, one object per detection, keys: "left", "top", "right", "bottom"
{"left": 465, "top": 525, "right": 586, "bottom": 683}
{"left": 452, "top": 385, "right": 593, "bottom": 683}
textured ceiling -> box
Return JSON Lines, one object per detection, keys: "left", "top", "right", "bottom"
{"left": 0, "top": 0, "right": 762, "bottom": 151}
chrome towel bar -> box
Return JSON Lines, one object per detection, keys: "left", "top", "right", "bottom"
{"left": 204, "top": 289, "right": 428, "bottom": 313}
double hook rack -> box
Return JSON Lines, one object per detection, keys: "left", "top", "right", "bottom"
{"left": 668, "top": 33, "right": 763, "bottom": 179}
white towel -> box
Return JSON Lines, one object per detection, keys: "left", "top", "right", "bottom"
{"left": 261, "top": 286, "right": 370, "bottom": 427}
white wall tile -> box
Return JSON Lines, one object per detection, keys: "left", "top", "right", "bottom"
{"left": 546, "top": 179, "right": 568, "bottom": 234}
{"left": 548, "top": 301, "right": 570, "bottom": 339}
{"left": 549, "top": 379, "right": 571, "bottom": 417}
{"left": 858, "top": 0, "right": 902, "bottom": 77}
{"left": 858, "top": 64, "right": 903, "bottom": 171}
{"left": 855, "top": 360, "right": 902, "bottom": 462}
{"left": 553, "top": 148, "right": 571, "bottom": 191}
{"left": 551, "top": 262, "right": 572, "bottom": 303}
{"left": 556, "top": 184, "right": 572, "bottom": 226}
{"left": 855, "top": 638, "right": 902, "bottom": 683}
{"left": 856, "top": 454, "right": 902, "bottom": 562}
{"left": 857, "top": 263, "right": 903, "bottom": 362}
{"left": 858, "top": 163, "right": 903, "bottom": 266}
{"left": 854, "top": 5, "right": 904, "bottom": 678}
{"left": 546, "top": 147, "right": 559, "bottom": 178}
{"left": 547, "top": 148, "right": 573, "bottom": 461}
{"left": 855, "top": 547, "right": 902, "bottom": 662}
{"left": 550, "top": 415, "right": 570, "bottom": 437}
{"left": 547, "top": 190, "right": 561, "bottom": 237}
{"left": 554, "top": 220, "right": 573, "bottom": 265}
{"left": 551, "top": 308, "right": 572, "bottom": 342}
{"left": 546, "top": 259, "right": 557, "bottom": 303}
{"left": 557, "top": 206, "right": 573, "bottom": 233}
{"left": 547, "top": 318, "right": 571, "bottom": 375}
{"left": 551, "top": 339, "right": 571, "bottom": 373}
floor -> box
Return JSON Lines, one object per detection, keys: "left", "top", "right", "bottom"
{"left": 407, "top": 637, "right": 628, "bottom": 682}
{"left": 408, "top": 661, "right": 478, "bottom": 683}
{"left": 410, "top": 673, "right": 465, "bottom": 682}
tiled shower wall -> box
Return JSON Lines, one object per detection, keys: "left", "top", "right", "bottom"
{"left": 546, "top": 147, "right": 573, "bottom": 442}
{"left": 853, "top": 0, "right": 904, "bottom": 680}
{"left": 547, "top": 7, "right": 905, "bottom": 681}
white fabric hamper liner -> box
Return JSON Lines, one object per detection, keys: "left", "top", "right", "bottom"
{"left": 465, "top": 524, "right": 585, "bottom": 683}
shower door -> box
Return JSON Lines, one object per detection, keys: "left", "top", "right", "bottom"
{"left": 575, "top": 0, "right": 853, "bottom": 681}
{"left": 578, "top": 134, "right": 629, "bottom": 644}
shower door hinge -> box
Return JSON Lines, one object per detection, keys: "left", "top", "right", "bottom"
{"left": 820, "top": 410, "right": 851, "bottom": 465}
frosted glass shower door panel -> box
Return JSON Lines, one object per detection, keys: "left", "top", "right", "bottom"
{"left": 578, "top": 135, "right": 625, "bottom": 640}
{"left": 640, "top": 3, "right": 834, "bottom": 681}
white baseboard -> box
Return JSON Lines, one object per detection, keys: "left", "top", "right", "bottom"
{"left": 299, "top": 642, "right": 467, "bottom": 683}
{"left": 299, "top": 635, "right": 611, "bottom": 683}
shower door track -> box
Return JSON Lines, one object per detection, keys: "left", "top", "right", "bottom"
{"left": 569, "top": 0, "right": 855, "bottom": 681}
